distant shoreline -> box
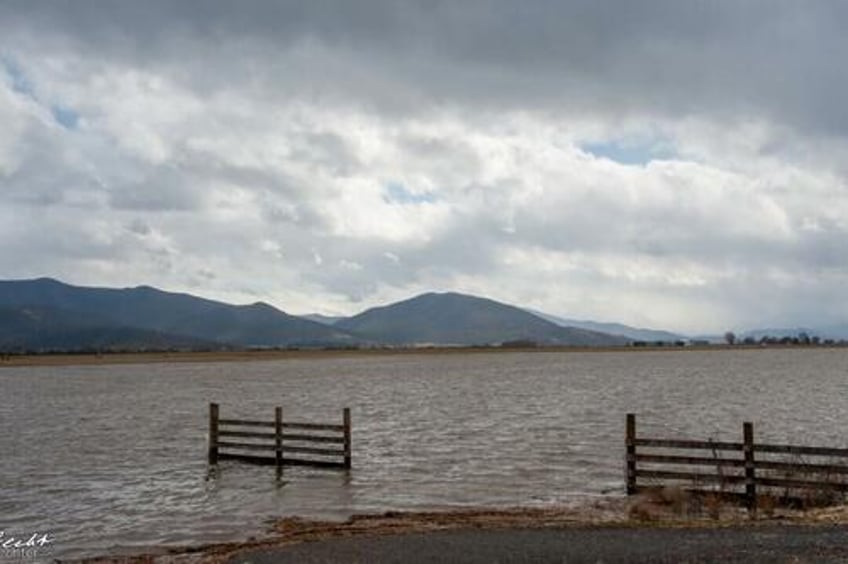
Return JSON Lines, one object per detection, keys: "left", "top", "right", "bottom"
{"left": 1, "top": 344, "right": 844, "bottom": 368}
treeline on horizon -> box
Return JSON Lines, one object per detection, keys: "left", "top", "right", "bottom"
{"left": 721, "top": 331, "right": 846, "bottom": 347}
{"left": 633, "top": 332, "right": 848, "bottom": 348}
{"left": 2, "top": 337, "right": 847, "bottom": 358}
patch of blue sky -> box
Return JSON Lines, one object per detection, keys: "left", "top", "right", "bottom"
{"left": 2, "top": 56, "right": 80, "bottom": 130}
{"left": 383, "top": 181, "right": 436, "bottom": 205}
{"left": 52, "top": 105, "right": 80, "bottom": 130}
{"left": 580, "top": 137, "right": 677, "bottom": 166}
{"left": 1, "top": 56, "right": 35, "bottom": 98}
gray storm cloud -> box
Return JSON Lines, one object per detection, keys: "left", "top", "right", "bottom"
{"left": 3, "top": 1, "right": 846, "bottom": 130}
{"left": 1, "top": 1, "right": 847, "bottom": 332}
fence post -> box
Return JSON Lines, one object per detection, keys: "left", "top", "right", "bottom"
{"left": 343, "top": 407, "right": 352, "bottom": 469}
{"left": 743, "top": 421, "right": 756, "bottom": 513}
{"left": 626, "top": 413, "right": 636, "bottom": 495}
{"left": 208, "top": 402, "right": 219, "bottom": 465}
{"left": 275, "top": 406, "right": 283, "bottom": 471}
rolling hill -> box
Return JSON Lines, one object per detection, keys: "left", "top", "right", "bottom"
{"left": 335, "top": 292, "right": 629, "bottom": 346}
{"left": 0, "top": 278, "right": 355, "bottom": 351}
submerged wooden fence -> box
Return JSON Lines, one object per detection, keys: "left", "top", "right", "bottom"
{"left": 626, "top": 413, "right": 848, "bottom": 510}
{"left": 208, "top": 403, "right": 351, "bottom": 470}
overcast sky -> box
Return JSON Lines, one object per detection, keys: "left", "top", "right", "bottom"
{"left": 1, "top": 1, "right": 847, "bottom": 333}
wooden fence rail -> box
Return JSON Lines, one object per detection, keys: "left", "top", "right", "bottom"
{"left": 208, "top": 403, "right": 351, "bottom": 470}
{"left": 626, "top": 413, "right": 848, "bottom": 511}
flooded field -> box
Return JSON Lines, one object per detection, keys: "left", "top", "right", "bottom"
{"left": 1, "top": 348, "right": 847, "bottom": 559}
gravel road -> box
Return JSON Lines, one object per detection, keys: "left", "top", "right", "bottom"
{"left": 228, "top": 525, "right": 848, "bottom": 563}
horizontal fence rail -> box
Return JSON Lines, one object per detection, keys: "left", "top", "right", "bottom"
{"left": 209, "top": 403, "right": 351, "bottom": 470}
{"left": 626, "top": 413, "right": 848, "bottom": 511}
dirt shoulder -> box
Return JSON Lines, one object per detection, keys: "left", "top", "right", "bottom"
{"left": 75, "top": 497, "right": 848, "bottom": 563}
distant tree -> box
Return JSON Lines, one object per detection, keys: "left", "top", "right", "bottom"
{"left": 724, "top": 331, "right": 737, "bottom": 345}
{"left": 798, "top": 332, "right": 811, "bottom": 345}
{"left": 501, "top": 339, "right": 538, "bottom": 348}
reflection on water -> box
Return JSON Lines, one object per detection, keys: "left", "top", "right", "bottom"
{"left": 1, "top": 349, "right": 847, "bottom": 559}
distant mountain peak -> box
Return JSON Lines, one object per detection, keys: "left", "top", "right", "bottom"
{"left": 133, "top": 284, "right": 159, "bottom": 291}
{"left": 27, "top": 276, "right": 66, "bottom": 285}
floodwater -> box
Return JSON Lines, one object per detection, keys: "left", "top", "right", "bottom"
{"left": 1, "top": 349, "right": 847, "bottom": 559}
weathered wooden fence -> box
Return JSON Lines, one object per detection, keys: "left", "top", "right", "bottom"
{"left": 626, "top": 413, "right": 848, "bottom": 510}
{"left": 208, "top": 403, "right": 351, "bottom": 470}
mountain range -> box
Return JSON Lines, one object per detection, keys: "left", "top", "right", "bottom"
{"left": 3, "top": 278, "right": 840, "bottom": 354}
{"left": 0, "top": 278, "right": 637, "bottom": 352}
